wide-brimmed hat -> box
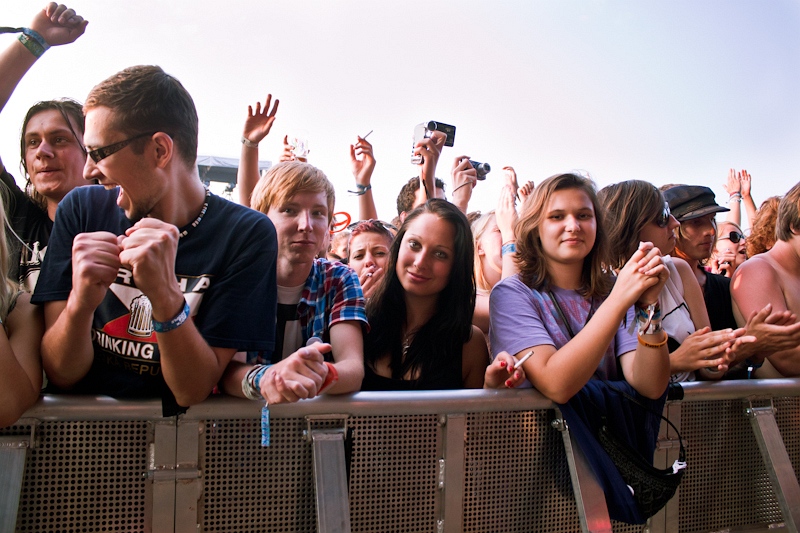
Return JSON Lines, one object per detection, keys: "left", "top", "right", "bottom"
{"left": 663, "top": 185, "right": 729, "bottom": 222}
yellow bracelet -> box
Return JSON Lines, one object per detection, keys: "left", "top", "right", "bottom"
{"left": 637, "top": 331, "right": 669, "bottom": 349}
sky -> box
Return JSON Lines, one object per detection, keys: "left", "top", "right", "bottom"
{"left": 2, "top": 1, "right": 799, "bottom": 229}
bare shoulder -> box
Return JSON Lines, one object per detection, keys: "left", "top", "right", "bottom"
{"left": 732, "top": 254, "right": 778, "bottom": 286}
{"left": 672, "top": 257, "right": 698, "bottom": 284}
{"left": 465, "top": 326, "right": 489, "bottom": 354}
{"left": 463, "top": 326, "right": 490, "bottom": 368}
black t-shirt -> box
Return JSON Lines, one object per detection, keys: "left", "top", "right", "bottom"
{"left": 703, "top": 269, "right": 737, "bottom": 332}
{"left": 0, "top": 168, "right": 52, "bottom": 291}
{"left": 32, "top": 185, "right": 278, "bottom": 402}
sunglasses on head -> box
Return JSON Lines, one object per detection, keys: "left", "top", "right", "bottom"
{"left": 347, "top": 219, "right": 398, "bottom": 232}
{"left": 719, "top": 231, "right": 744, "bottom": 243}
{"left": 655, "top": 202, "right": 672, "bottom": 228}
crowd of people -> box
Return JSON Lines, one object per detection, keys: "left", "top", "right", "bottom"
{"left": 2, "top": 3, "right": 800, "bottom": 432}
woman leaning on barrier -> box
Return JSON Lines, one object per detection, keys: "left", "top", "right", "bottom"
{"left": 489, "top": 172, "right": 671, "bottom": 403}
{"left": 0, "top": 191, "right": 44, "bottom": 427}
{"left": 598, "top": 180, "right": 751, "bottom": 382}
{"left": 361, "top": 199, "right": 522, "bottom": 390}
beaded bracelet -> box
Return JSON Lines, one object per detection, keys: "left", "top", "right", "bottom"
{"left": 638, "top": 331, "right": 668, "bottom": 349}
{"left": 151, "top": 299, "right": 190, "bottom": 333}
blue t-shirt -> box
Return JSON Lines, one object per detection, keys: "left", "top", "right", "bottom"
{"left": 32, "top": 185, "right": 278, "bottom": 399}
{"left": 489, "top": 276, "right": 636, "bottom": 385}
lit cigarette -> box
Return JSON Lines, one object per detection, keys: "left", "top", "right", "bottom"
{"left": 362, "top": 130, "right": 373, "bottom": 140}
{"left": 514, "top": 350, "right": 533, "bottom": 370}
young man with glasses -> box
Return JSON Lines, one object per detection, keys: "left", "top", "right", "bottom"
{"left": 32, "top": 66, "right": 278, "bottom": 414}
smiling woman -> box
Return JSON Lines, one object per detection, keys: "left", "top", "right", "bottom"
{"left": 362, "top": 199, "right": 491, "bottom": 390}
{"left": 490, "top": 173, "right": 671, "bottom": 403}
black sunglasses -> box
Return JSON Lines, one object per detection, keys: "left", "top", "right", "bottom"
{"left": 656, "top": 202, "right": 672, "bottom": 228}
{"left": 719, "top": 231, "right": 744, "bottom": 244}
{"left": 87, "top": 131, "right": 158, "bottom": 163}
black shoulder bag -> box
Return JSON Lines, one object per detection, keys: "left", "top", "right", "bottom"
{"left": 548, "top": 290, "right": 687, "bottom": 520}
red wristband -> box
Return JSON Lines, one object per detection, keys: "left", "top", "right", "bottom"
{"left": 319, "top": 362, "right": 339, "bottom": 394}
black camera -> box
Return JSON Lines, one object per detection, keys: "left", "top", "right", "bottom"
{"left": 470, "top": 160, "right": 491, "bottom": 180}
{"left": 410, "top": 121, "right": 456, "bottom": 164}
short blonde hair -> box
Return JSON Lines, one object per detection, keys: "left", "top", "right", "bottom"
{"left": 250, "top": 161, "right": 335, "bottom": 221}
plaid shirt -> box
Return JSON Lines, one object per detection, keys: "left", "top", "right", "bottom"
{"left": 249, "top": 258, "right": 368, "bottom": 364}
{"left": 297, "top": 258, "right": 369, "bottom": 342}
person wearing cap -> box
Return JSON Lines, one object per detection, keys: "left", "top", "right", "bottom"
{"left": 662, "top": 185, "right": 736, "bottom": 332}
{"left": 730, "top": 183, "right": 800, "bottom": 377}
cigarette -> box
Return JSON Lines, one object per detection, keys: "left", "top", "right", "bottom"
{"left": 514, "top": 350, "right": 533, "bottom": 370}
{"left": 362, "top": 130, "right": 373, "bottom": 140}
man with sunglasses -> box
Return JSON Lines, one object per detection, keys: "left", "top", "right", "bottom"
{"left": 731, "top": 183, "right": 800, "bottom": 377}
{"left": 32, "top": 66, "right": 278, "bottom": 414}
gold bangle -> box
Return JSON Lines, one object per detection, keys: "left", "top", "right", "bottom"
{"left": 637, "top": 331, "right": 668, "bottom": 349}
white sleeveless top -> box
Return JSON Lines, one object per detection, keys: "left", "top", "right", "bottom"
{"left": 659, "top": 256, "right": 697, "bottom": 382}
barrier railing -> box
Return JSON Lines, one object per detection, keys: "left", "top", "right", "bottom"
{"left": 1, "top": 379, "right": 799, "bottom": 533}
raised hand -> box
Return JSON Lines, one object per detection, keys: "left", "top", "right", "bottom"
{"left": 502, "top": 166, "right": 519, "bottom": 192}
{"left": 740, "top": 169, "right": 752, "bottom": 200}
{"left": 495, "top": 184, "right": 518, "bottom": 244}
{"left": 724, "top": 168, "right": 741, "bottom": 196}
{"left": 243, "top": 94, "right": 279, "bottom": 145}
{"left": 350, "top": 135, "right": 376, "bottom": 186}
{"left": 30, "top": 3, "right": 88, "bottom": 47}
{"left": 518, "top": 180, "right": 535, "bottom": 203}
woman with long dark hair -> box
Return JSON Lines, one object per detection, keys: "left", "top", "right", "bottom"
{"left": 362, "top": 199, "right": 517, "bottom": 390}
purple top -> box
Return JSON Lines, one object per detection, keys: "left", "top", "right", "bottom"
{"left": 489, "top": 275, "right": 637, "bottom": 386}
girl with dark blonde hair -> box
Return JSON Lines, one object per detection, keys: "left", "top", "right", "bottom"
{"left": 490, "top": 173, "right": 670, "bottom": 403}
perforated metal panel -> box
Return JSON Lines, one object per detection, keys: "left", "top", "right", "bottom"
{"left": 348, "top": 414, "right": 440, "bottom": 533}
{"left": 678, "top": 399, "right": 789, "bottom": 532}
{"left": 201, "top": 418, "right": 316, "bottom": 532}
{"left": 1, "top": 420, "right": 148, "bottom": 531}
{"left": 774, "top": 397, "right": 800, "bottom": 476}
{"left": 462, "top": 411, "right": 642, "bottom": 533}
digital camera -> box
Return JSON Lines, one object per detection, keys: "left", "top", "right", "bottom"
{"left": 470, "top": 161, "right": 491, "bottom": 180}
{"left": 410, "top": 121, "right": 456, "bottom": 164}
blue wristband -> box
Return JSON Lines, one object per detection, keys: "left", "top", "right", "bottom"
{"left": 22, "top": 28, "right": 50, "bottom": 50}
{"left": 151, "top": 299, "right": 190, "bottom": 333}
{"left": 501, "top": 242, "right": 516, "bottom": 256}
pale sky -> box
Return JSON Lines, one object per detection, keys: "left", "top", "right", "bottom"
{"left": 2, "top": 1, "right": 799, "bottom": 227}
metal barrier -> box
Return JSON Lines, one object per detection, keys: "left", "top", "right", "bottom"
{"left": 2, "top": 380, "right": 799, "bottom": 532}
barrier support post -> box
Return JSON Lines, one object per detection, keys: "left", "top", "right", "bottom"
{"left": 307, "top": 414, "right": 351, "bottom": 533}
{"left": 553, "top": 409, "right": 613, "bottom": 533}
{"left": 0, "top": 423, "right": 34, "bottom": 533}
{"left": 746, "top": 401, "right": 800, "bottom": 531}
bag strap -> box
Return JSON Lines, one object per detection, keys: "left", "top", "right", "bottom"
{"left": 548, "top": 289, "right": 685, "bottom": 462}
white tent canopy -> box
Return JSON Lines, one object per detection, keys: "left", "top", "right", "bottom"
{"left": 196, "top": 155, "right": 271, "bottom": 186}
